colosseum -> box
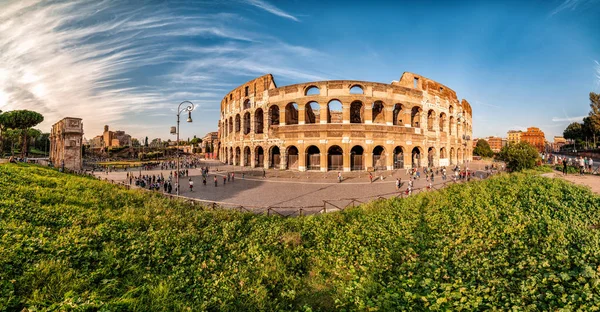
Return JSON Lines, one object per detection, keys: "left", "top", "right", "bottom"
{"left": 217, "top": 72, "right": 473, "bottom": 172}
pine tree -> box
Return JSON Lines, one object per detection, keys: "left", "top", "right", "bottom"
{"left": 588, "top": 92, "right": 600, "bottom": 148}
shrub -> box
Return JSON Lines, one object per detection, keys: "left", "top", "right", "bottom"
{"left": 496, "top": 141, "right": 540, "bottom": 172}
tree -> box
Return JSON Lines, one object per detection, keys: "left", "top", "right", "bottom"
{"left": 131, "top": 138, "right": 141, "bottom": 147}
{"left": 1, "top": 110, "right": 44, "bottom": 157}
{"left": 587, "top": 92, "right": 600, "bottom": 135}
{"left": 473, "top": 139, "right": 494, "bottom": 158}
{"left": 563, "top": 122, "right": 583, "bottom": 141}
{"left": 144, "top": 137, "right": 148, "bottom": 147}
{"left": 497, "top": 142, "right": 540, "bottom": 172}
{"left": 190, "top": 135, "right": 201, "bottom": 145}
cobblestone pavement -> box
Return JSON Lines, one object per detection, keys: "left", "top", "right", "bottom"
{"left": 95, "top": 160, "right": 498, "bottom": 211}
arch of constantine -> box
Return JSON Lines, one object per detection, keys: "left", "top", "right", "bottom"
{"left": 217, "top": 72, "right": 473, "bottom": 172}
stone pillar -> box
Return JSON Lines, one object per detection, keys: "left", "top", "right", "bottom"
{"left": 343, "top": 146, "right": 351, "bottom": 172}
{"left": 263, "top": 110, "right": 269, "bottom": 135}
{"left": 385, "top": 107, "right": 394, "bottom": 126}
{"left": 280, "top": 148, "right": 287, "bottom": 170}
{"left": 404, "top": 151, "right": 412, "bottom": 169}
{"left": 298, "top": 105, "right": 306, "bottom": 125}
{"left": 250, "top": 147, "right": 256, "bottom": 168}
{"left": 320, "top": 104, "right": 328, "bottom": 124}
{"left": 320, "top": 145, "right": 327, "bottom": 172}
{"left": 250, "top": 111, "right": 255, "bottom": 134}
{"left": 342, "top": 103, "right": 350, "bottom": 124}
{"left": 364, "top": 105, "right": 373, "bottom": 124}
{"left": 298, "top": 145, "right": 306, "bottom": 171}
{"left": 280, "top": 104, "right": 286, "bottom": 126}
{"left": 404, "top": 109, "right": 412, "bottom": 127}
{"left": 386, "top": 145, "right": 394, "bottom": 170}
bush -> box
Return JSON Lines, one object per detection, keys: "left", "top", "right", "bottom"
{"left": 473, "top": 139, "right": 494, "bottom": 158}
{"left": 1, "top": 164, "right": 600, "bottom": 310}
{"left": 555, "top": 165, "right": 582, "bottom": 174}
{"left": 496, "top": 141, "right": 540, "bottom": 172}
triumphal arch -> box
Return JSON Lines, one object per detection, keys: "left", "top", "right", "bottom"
{"left": 218, "top": 72, "right": 472, "bottom": 172}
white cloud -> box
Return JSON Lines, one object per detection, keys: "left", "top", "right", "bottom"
{"left": 595, "top": 60, "right": 600, "bottom": 88}
{"left": 551, "top": 116, "right": 587, "bottom": 122}
{"left": 242, "top": 0, "right": 299, "bottom": 21}
{"left": 0, "top": 0, "right": 326, "bottom": 138}
{"left": 549, "top": 0, "right": 598, "bottom": 16}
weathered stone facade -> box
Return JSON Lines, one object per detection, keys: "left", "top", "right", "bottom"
{"left": 218, "top": 72, "right": 473, "bottom": 172}
{"left": 50, "top": 117, "right": 84, "bottom": 171}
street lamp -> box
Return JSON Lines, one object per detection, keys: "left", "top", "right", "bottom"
{"left": 173, "top": 101, "right": 195, "bottom": 196}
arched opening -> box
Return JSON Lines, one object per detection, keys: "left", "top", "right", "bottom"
{"left": 223, "top": 120, "right": 227, "bottom": 137}
{"left": 243, "top": 99, "right": 251, "bottom": 110}
{"left": 235, "top": 114, "right": 241, "bottom": 133}
{"left": 244, "top": 146, "right": 251, "bottom": 166}
{"left": 306, "top": 145, "right": 320, "bottom": 170}
{"left": 449, "top": 105, "right": 454, "bottom": 114}
{"left": 440, "top": 147, "right": 447, "bottom": 159}
{"left": 427, "top": 110, "right": 435, "bottom": 131}
{"left": 243, "top": 112, "right": 251, "bottom": 135}
{"left": 305, "top": 101, "right": 320, "bottom": 124}
{"left": 270, "top": 146, "right": 280, "bottom": 169}
{"left": 373, "top": 145, "right": 386, "bottom": 170}
{"left": 450, "top": 148, "right": 455, "bottom": 165}
{"left": 254, "top": 109, "right": 264, "bottom": 134}
{"left": 350, "top": 146, "right": 364, "bottom": 171}
{"left": 393, "top": 146, "right": 404, "bottom": 169}
{"left": 427, "top": 147, "right": 435, "bottom": 167}
{"left": 255, "top": 146, "right": 264, "bottom": 167}
{"left": 449, "top": 116, "right": 454, "bottom": 135}
{"left": 411, "top": 107, "right": 421, "bottom": 128}
{"left": 235, "top": 147, "right": 241, "bottom": 166}
{"left": 286, "top": 103, "right": 298, "bottom": 125}
{"left": 349, "top": 85, "right": 364, "bottom": 94}
{"left": 269, "top": 105, "right": 280, "bottom": 126}
{"left": 305, "top": 86, "right": 320, "bottom": 96}
{"left": 350, "top": 101, "right": 363, "bottom": 123}
{"left": 439, "top": 113, "right": 446, "bottom": 132}
{"left": 286, "top": 146, "right": 299, "bottom": 170}
{"left": 327, "top": 145, "right": 343, "bottom": 171}
{"left": 411, "top": 147, "right": 421, "bottom": 168}
{"left": 393, "top": 104, "right": 403, "bottom": 125}
{"left": 372, "top": 101, "right": 385, "bottom": 124}
{"left": 327, "top": 100, "right": 343, "bottom": 123}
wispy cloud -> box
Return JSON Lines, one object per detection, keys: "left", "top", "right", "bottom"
{"left": 242, "top": 0, "right": 299, "bottom": 22}
{"left": 595, "top": 60, "right": 600, "bottom": 89}
{"left": 549, "top": 0, "right": 598, "bottom": 16}
{"left": 0, "top": 0, "right": 324, "bottom": 138}
{"left": 551, "top": 116, "right": 586, "bottom": 122}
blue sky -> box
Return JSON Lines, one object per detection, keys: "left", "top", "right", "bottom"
{"left": 1, "top": 0, "right": 599, "bottom": 141}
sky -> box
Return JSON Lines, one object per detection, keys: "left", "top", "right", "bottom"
{"left": 1, "top": 0, "right": 599, "bottom": 142}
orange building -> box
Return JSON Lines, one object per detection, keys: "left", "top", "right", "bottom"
{"left": 521, "top": 127, "right": 545, "bottom": 153}
{"left": 485, "top": 136, "right": 503, "bottom": 153}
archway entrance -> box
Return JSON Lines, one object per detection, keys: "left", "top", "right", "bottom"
{"left": 235, "top": 147, "right": 241, "bottom": 166}
{"left": 287, "top": 146, "right": 298, "bottom": 170}
{"left": 428, "top": 147, "right": 435, "bottom": 167}
{"left": 393, "top": 146, "right": 404, "bottom": 169}
{"left": 412, "top": 147, "right": 421, "bottom": 168}
{"left": 306, "top": 145, "right": 320, "bottom": 170}
{"left": 229, "top": 147, "right": 233, "bottom": 165}
{"left": 351, "top": 146, "right": 364, "bottom": 171}
{"left": 255, "top": 146, "right": 264, "bottom": 167}
{"left": 373, "top": 146, "right": 386, "bottom": 170}
{"left": 270, "top": 146, "right": 280, "bottom": 169}
{"left": 244, "top": 146, "right": 251, "bottom": 166}
{"left": 327, "top": 145, "right": 343, "bottom": 171}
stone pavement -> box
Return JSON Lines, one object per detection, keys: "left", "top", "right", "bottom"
{"left": 95, "top": 160, "right": 498, "bottom": 211}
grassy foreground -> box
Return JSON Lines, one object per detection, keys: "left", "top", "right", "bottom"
{"left": 1, "top": 164, "right": 600, "bottom": 310}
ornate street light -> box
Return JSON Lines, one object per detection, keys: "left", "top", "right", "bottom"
{"left": 173, "top": 101, "right": 194, "bottom": 196}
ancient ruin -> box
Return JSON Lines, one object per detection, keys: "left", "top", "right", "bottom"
{"left": 49, "top": 117, "right": 84, "bottom": 171}
{"left": 218, "top": 72, "right": 473, "bottom": 171}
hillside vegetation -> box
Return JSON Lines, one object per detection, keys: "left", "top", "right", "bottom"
{"left": 1, "top": 164, "right": 600, "bottom": 310}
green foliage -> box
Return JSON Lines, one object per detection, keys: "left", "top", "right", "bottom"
{"left": 497, "top": 141, "right": 540, "bottom": 172}
{"left": 0, "top": 110, "right": 44, "bottom": 157}
{"left": 473, "top": 139, "right": 494, "bottom": 157}
{"left": 555, "top": 165, "right": 580, "bottom": 174}
{"left": 2, "top": 164, "right": 600, "bottom": 310}
{"left": 564, "top": 122, "right": 583, "bottom": 141}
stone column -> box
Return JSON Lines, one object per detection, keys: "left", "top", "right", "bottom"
{"left": 342, "top": 102, "right": 350, "bottom": 124}
{"left": 404, "top": 151, "right": 412, "bottom": 169}
{"left": 404, "top": 109, "right": 412, "bottom": 127}
{"left": 250, "top": 111, "right": 255, "bottom": 134}
{"left": 364, "top": 105, "right": 373, "bottom": 124}
{"left": 280, "top": 148, "right": 287, "bottom": 170}
{"left": 386, "top": 144, "right": 394, "bottom": 170}
{"left": 385, "top": 107, "right": 394, "bottom": 126}
{"left": 250, "top": 147, "right": 256, "bottom": 168}
{"left": 280, "top": 104, "right": 286, "bottom": 126}
{"left": 298, "top": 144, "right": 306, "bottom": 171}
{"left": 298, "top": 105, "right": 306, "bottom": 125}
{"left": 343, "top": 143, "right": 351, "bottom": 172}
{"left": 320, "top": 104, "right": 328, "bottom": 124}
{"left": 320, "top": 144, "right": 327, "bottom": 172}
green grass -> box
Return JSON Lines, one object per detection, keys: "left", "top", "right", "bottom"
{"left": 1, "top": 164, "right": 600, "bottom": 310}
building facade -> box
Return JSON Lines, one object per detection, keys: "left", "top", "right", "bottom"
{"left": 218, "top": 72, "right": 473, "bottom": 171}
{"left": 553, "top": 136, "right": 566, "bottom": 151}
{"left": 49, "top": 117, "right": 84, "bottom": 171}
{"left": 507, "top": 130, "right": 522, "bottom": 144}
{"left": 521, "top": 127, "right": 545, "bottom": 153}
{"left": 89, "top": 125, "right": 132, "bottom": 151}
{"left": 485, "top": 136, "right": 503, "bottom": 153}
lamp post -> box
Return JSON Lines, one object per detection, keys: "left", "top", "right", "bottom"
{"left": 173, "top": 101, "right": 194, "bottom": 196}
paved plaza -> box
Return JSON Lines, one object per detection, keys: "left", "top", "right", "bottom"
{"left": 95, "top": 160, "right": 496, "bottom": 212}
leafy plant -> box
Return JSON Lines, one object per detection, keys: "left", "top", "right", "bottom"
{"left": 497, "top": 141, "right": 540, "bottom": 171}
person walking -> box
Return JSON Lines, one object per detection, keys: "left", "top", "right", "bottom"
{"left": 231, "top": 172, "right": 235, "bottom": 182}
{"left": 189, "top": 178, "right": 194, "bottom": 192}
{"left": 579, "top": 156, "right": 585, "bottom": 176}
{"left": 202, "top": 176, "right": 206, "bottom": 186}
{"left": 395, "top": 178, "right": 401, "bottom": 191}
{"left": 369, "top": 172, "right": 373, "bottom": 183}
{"left": 263, "top": 169, "right": 266, "bottom": 178}
{"left": 214, "top": 176, "right": 218, "bottom": 187}
{"left": 590, "top": 158, "right": 594, "bottom": 174}
{"left": 338, "top": 172, "right": 342, "bottom": 183}
{"left": 223, "top": 175, "right": 227, "bottom": 185}
{"left": 167, "top": 182, "right": 172, "bottom": 194}
{"left": 562, "top": 158, "right": 567, "bottom": 176}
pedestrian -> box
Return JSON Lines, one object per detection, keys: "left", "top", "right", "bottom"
{"left": 227, "top": 173, "right": 231, "bottom": 182}
{"left": 189, "top": 178, "right": 194, "bottom": 192}
{"left": 338, "top": 172, "right": 342, "bottom": 183}
{"left": 203, "top": 176, "right": 207, "bottom": 186}
{"left": 223, "top": 175, "right": 226, "bottom": 185}
{"left": 590, "top": 158, "right": 594, "bottom": 174}
{"left": 369, "top": 172, "right": 373, "bottom": 183}
{"left": 263, "top": 169, "right": 266, "bottom": 178}
{"left": 395, "top": 178, "right": 401, "bottom": 191}
{"left": 562, "top": 158, "right": 567, "bottom": 175}
{"left": 231, "top": 172, "right": 235, "bottom": 182}
{"left": 214, "top": 176, "right": 218, "bottom": 187}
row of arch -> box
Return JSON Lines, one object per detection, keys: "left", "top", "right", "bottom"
{"left": 222, "top": 100, "right": 471, "bottom": 137}
{"left": 221, "top": 144, "right": 468, "bottom": 171}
